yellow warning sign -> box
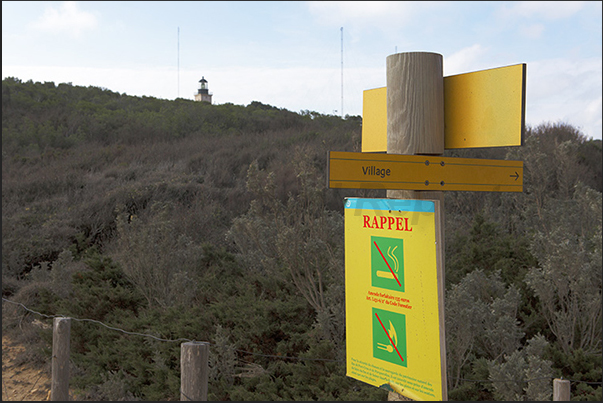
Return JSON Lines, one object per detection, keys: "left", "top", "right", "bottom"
{"left": 345, "top": 198, "right": 445, "bottom": 401}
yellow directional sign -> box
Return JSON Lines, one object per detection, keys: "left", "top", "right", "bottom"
{"left": 328, "top": 151, "right": 524, "bottom": 192}
{"left": 361, "top": 64, "right": 526, "bottom": 151}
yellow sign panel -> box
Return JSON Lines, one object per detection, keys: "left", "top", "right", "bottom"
{"left": 445, "top": 64, "right": 526, "bottom": 148}
{"left": 361, "top": 64, "right": 526, "bottom": 151}
{"left": 345, "top": 198, "right": 445, "bottom": 400}
{"left": 329, "top": 151, "right": 524, "bottom": 192}
{"left": 362, "top": 87, "right": 388, "bottom": 152}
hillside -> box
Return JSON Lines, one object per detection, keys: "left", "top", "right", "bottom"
{"left": 2, "top": 77, "right": 601, "bottom": 401}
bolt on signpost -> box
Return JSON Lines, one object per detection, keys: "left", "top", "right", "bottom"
{"left": 329, "top": 52, "right": 526, "bottom": 401}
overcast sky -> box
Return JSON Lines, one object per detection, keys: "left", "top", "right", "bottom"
{"left": 2, "top": 1, "right": 602, "bottom": 140}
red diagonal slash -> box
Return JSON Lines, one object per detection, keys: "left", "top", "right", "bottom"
{"left": 375, "top": 313, "right": 404, "bottom": 363}
{"left": 373, "top": 241, "right": 402, "bottom": 287}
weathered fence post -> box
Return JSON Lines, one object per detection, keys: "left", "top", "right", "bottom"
{"left": 51, "top": 317, "right": 71, "bottom": 401}
{"left": 553, "top": 378, "right": 571, "bottom": 401}
{"left": 180, "top": 341, "right": 209, "bottom": 401}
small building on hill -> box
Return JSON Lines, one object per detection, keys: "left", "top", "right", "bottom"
{"left": 194, "top": 76, "right": 212, "bottom": 103}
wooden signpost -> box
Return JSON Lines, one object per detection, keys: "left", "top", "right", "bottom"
{"left": 330, "top": 51, "right": 526, "bottom": 401}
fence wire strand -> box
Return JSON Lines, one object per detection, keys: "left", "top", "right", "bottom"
{"left": 3, "top": 297, "right": 602, "bottom": 386}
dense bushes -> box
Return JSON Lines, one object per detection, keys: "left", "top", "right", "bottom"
{"left": 2, "top": 77, "right": 601, "bottom": 400}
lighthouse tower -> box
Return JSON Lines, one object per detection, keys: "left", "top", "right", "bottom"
{"left": 194, "top": 76, "right": 212, "bottom": 103}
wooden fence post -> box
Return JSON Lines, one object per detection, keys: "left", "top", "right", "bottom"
{"left": 51, "top": 317, "right": 71, "bottom": 401}
{"left": 385, "top": 51, "right": 447, "bottom": 401}
{"left": 553, "top": 378, "right": 571, "bottom": 401}
{"left": 180, "top": 341, "right": 209, "bottom": 401}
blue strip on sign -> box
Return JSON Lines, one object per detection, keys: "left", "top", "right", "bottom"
{"left": 344, "top": 198, "right": 435, "bottom": 213}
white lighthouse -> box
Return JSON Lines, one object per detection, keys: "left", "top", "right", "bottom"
{"left": 194, "top": 76, "right": 212, "bottom": 103}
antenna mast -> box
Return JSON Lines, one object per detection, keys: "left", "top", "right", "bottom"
{"left": 340, "top": 27, "right": 343, "bottom": 118}
{"left": 177, "top": 27, "right": 180, "bottom": 98}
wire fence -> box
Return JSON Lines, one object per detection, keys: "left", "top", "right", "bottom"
{"left": 3, "top": 296, "right": 601, "bottom": 397}
{"left": 2, "top": 297, "right": 342, "bottom": 363}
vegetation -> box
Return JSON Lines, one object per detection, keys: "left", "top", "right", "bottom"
{"left": 2, "top": 77, "right": 601, "bottom": 400}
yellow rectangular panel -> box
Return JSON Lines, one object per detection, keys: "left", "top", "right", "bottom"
{"left": 360, "top": 64, "right": 526, "bottom": 150}
{"left": 444, "top": 64, "right": 526, "bottom": 148}
{"left": 362, "top": 87, "right": 388, "bottom": 152}
{"left": 345, "top": 198, "right": 445, "bottom": 400}
{"left": 328, "top": 151, "right": 524, "bottom": 192}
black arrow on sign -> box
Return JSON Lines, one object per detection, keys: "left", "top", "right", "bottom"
{"left": 510, "top": 171, "right": 520, "bottom": 181}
